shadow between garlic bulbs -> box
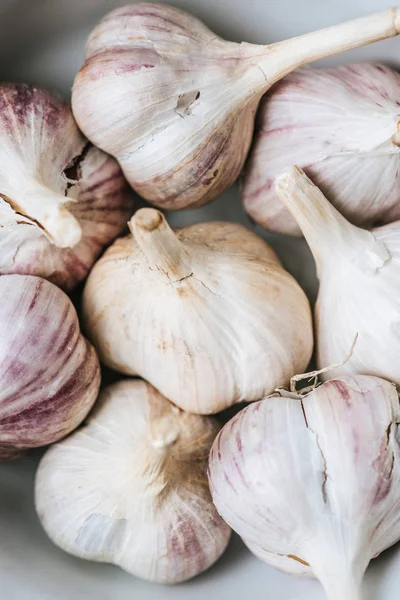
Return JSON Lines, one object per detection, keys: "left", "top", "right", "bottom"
{"left": 35, "top": 379, "right": 231, "bottom": 584}
{"left": 82, "top": 208, "right": 313, "bottom": 414}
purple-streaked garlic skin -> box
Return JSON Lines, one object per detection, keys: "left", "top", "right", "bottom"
{"left": 208, "top": 375, "right": 400, "bottom": 599}
{"left": 0, "top": 83, "right": 134, "bottom": 291}
{"left": 0, "top": 274, "right": 101, "bottom": 457}
{"left": 242, "top": 64, "right": 400, "bottom": 235}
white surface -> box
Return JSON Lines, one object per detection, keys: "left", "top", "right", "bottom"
{"left": 1, "top": 0, "right": 400, "bottom": 598}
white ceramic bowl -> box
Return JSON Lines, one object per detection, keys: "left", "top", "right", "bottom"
{"left": 1, "top": 1, "right": 400, "bottom": 598}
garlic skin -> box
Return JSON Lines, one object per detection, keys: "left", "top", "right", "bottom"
{"left": 243, "top": 64, "right": 400, "bottom": 235}
{"left": 0, "top": 83, "right": 134, "bottom": 290}
{"left": 83, "top": 208, "right": 313, "bottom": 414}
{"left": 0, "top": 274, "right": 100, "bottom": 459}
{"left": 275, "top": 165, "right": 400, "bottom": 383}
{"left": 209, "top": 375, "right": 400, "bottom": 600}
{"left": 35, "top": 379, "right": 231, "bottom": 583}
{"left": 72, "top": 3, "right": 400, "bottom": 210}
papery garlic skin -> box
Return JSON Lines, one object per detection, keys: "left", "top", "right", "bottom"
{"left": 243, "top": 64, "right": 400, "bottom": 235}
{"left": 0, "top": 274, "right": 100, "bottom": 458}
{"left": 35, "top": 379, "right": 230, "bottom": 583}
{"left": 72, "top": 3, "right": 400, "bottom": 210}
{"left": 83, "top": 208, "right": 313, "bottom": 414}
{"left": 0, "top": 83, "right": 134, "bottom": 290}
{"left": 276, "top": 165, "right": 400, "bottom": 383}
{"left": 209, "top": 375, "right": 400, "bottom": 600}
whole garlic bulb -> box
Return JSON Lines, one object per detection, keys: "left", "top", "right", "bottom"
{"left": 209, "top": 375, "right": 400, "bottom": 600}
{"left": 275, "top": 165, "right": 400, "bottom": 383}
{"left": 243, "top": 64, "right": 400, "bottom": 235}
{"left": 0, "top": 83, "right": 134, "bottom": 290}
{"left": 0, "top": 274, "right": 100, "bottom": 459}
{"left": 35, "top": 379, "right": 231, "bottom": 583}
{"left": 83, "top": 208, "right": 313, "bottom": 414}
{"left": 72, "top": 3, "right": 400, "bottom": 210}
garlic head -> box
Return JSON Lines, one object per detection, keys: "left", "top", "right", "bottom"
{"left": 209, "top": 375, "right": 400, "bottom": 600}
{"left": 35, "top": 379, "right": 231, "bottom": 583}
{"left": 0, "top": 274, "right": 100, "bottom": 459}
{"left": 0, "top": 83, "right": 134, "bottom": 290}
{"left": 275, "top": 165, "right": 400, "bottom": 383}
{"left": 72, "top": 4, "right": 400, "bottom": 210}
{"left": 83, "top": 208, "right": 313, "bottom": 414}
{"left": 243, "top": 64, "right": 400, "bottom": 235}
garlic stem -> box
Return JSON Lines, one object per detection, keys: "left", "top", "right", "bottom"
{"left": 275, "top": 166, "right": 390, "bottom": 274}
{"left": 129, "top": 208, "right": 192, "bottom": 282}
{"left": 4, "top": 182, "right": 82, "bottom": 248}
{"left": 262, "top": 8, "right": 400, "bottom": 84}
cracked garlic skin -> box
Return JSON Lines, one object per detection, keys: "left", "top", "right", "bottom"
{"left": 209, "top": 375, "right": 400, "bottom": 600}
{"left": 243, "top": 64, "right": 400, "bottom": 235}
{"left": 276, "top": 165, "right": 400, "bottom": 383}
{"left": 35, "top": 379, "right": 231, "bottom": 583}
{"left": 0, "top": 274, "right": 100, "bottom": 460}
{"left": 72, "top": 3, "right": 400, "bottom": 210}
{"left": 0, "top": 83, "right": 134, "bottom": 291}
{"left": 82, "top": 208, "right": 313, "bottom": 414}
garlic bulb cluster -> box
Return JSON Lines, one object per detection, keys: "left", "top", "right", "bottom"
{"left": 243, "top": 64, "right": 400, "bottom": 235}
{"left": 72, "top": 3, "right": 400, "bottom": 210}
{"left": 0, "top": 83, "right": 134, "bottom": 290}
{"left": 0, "top": 274, "right": 100, "bottom": 459}
{"left": 83, "top": 208, "right": 313, "bottom": 414}
{"left": 276, "top": 165, "right": 400, "bottom": 383}
{"left": 35, "top": 379, "right": 231, "bottom": 583}
{"left": 209, "top": 374, "right": 400, "bottom": 600}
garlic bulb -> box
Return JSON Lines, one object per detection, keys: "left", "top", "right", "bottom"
{"left": 82, "top": 208, "right": 313, "bottom": 414}
{"left": 209, "top": 374, "right": 400, "bottom": 600}
{"left": 0, "top": 274, "right": 100, "bottom": 459}
{"left": 72, "top": 3, "right": 400, "bottom": 210}
{"left": 275, "top": 165, "right": 400, "bottom": 382}
{"left": 35, "top": 379, "right": 231, "bottom": 583}
{"left": 243, "top": 64, "right": 400, "bottom": 235}
{"left": 0, "top": 83, "right": 134, "bottom": 290}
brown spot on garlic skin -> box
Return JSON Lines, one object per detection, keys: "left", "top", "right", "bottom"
{"left": 288, "top": 554, "right": 310, "bottom": 566}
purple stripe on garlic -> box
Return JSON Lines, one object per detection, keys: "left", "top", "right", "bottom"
{"left": 72, "top": 3, "right": 400, "bottom": 210}
{"left": 243, "top": 63, "right": 400, "bottom": 235}
{"left": 208, "top": 374, "right": 400, "bottom": 600}
{"left": 0, "top": 274, "right": 100, "bottom": 457}
{"left": 0, "top": 83, "right": 134, "bottom": 291}
{"left": 82, "top": 208, "right": 313, "bottom": 414}
{"left": 35, "top": 379, "right": 230, "bottom": 583}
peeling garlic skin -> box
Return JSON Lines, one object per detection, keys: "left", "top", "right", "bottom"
{"left": 243, "top": 64, "right": 400, "bottom": 235}
{"left": 0, "top": 83, "right": 134, "bottom": 290}
{"left": 83, "top": 209, "right": 313, "bottom": 414}
{"left": 0, "top": 274, "right": 100, "bottom": 457}
{"left": 209, "top": 375, "right": 400, "bottom": 600}
{"left": 72, "top": 2, "right": 264, "bottom": 210}
{"left": 35, "top": 379, "right": 231, "bottom": 583}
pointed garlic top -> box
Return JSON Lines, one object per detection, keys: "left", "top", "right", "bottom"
{"left": 275, "top": 165, "right": 400, "bottom": 383}
{"left": 72, "top": 3, "right": 400, "bottom": 210}
{"left": 209, "top": 374, "right": 400, "bottom": 600}
{"left": 83, "top": 208, "right": 313, "bottom": 414}
{"left": 0, "top": 83, "right": 133, "bottom": 290}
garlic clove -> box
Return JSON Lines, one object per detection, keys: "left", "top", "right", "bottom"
{"left": 275, "top": 165, "right": 400, "bottom": 383}
{"left": 208, "top": 374, "right": 400, "bottom": 600}
{"left": 0, "top": 83, "right": 134, "bottom": 290}
{"left": 0, "top": 274, "right": 100, "bottom": 457}
{"left": 72, "top": 4, "right": 400, "bottom": 210}
{"left": 35, "top": 379, "right": 231, "bottom": 584}
{"left": 82, "top": 208, "right": 313, "bottom": 414}
{"left": 243, "top": 64, "right": 400, "bottom": 235}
